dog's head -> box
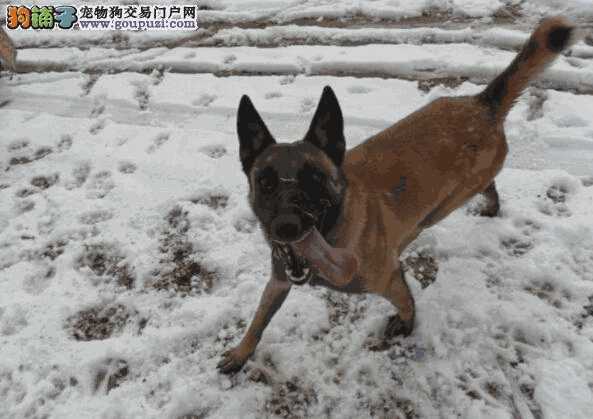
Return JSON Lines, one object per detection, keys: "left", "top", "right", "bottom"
{"left": 237, "top": 86, "right": 346, "bottom": 249}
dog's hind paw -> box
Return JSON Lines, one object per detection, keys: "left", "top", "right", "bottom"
{"left": 217, "top": 347, "right": 250, "bottom": 374}
{"left": 384, "top": 314, "right": 414, "bottom": 339}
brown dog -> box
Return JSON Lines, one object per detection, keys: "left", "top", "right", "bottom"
{"left": 218, "top": 17, "right": 575, "bottom": 373}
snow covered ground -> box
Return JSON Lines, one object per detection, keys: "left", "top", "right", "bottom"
{"left": 1, "top": 1, "right": 593, "bottom": 418}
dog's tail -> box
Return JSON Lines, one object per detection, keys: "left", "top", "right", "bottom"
{"left": 478, "top": 16, "right": 576, "bottom": 121}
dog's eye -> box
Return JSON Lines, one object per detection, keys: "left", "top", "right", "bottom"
{"left": 311, "top": 172, "right": 325, "bottom": 184}
{"left": 258, "top": 174, "right": 277, "bottom": 192}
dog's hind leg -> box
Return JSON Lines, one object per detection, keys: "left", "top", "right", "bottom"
{"left": 382, "top": 268, "right": 415, "bottom": 338}
{"left": 479, "top": 181, "right": 500, "bottom": 217}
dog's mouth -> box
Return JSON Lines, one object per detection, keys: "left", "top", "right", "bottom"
{"left": 273, "top": 241, "right": 314, "bottom": 285}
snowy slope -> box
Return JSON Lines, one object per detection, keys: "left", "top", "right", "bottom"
{"left": 1, "top": 1, "right": 593, "bottom": 418}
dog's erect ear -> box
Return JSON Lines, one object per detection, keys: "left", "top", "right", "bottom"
{"left": 304, "top": 86, "right": 345, "bottom": 166}
{"left": 237, "top": 95, "right": 276, "bottom": 174}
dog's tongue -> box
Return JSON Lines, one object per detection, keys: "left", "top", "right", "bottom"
{"left": 291, "top": 228, "right": 358, "bottom": 287}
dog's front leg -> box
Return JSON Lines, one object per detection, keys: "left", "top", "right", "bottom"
{"left": 217, "top": 268, "right": 291, "bottom": 374}
{"left": 382, "top": 268, "right": 415, "bottom": 338}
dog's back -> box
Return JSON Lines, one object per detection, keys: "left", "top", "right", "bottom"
{"left": 343, "top": 16, "right": 576, "bottom": 250}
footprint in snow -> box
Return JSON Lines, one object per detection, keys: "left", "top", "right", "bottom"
{"left": 192, "top": 94, "right": 217, "bottom": 107}
{"left": 93, "top": 358, "right": 129, "bottom": 394}
{"left": 150, "top": 67, "right": 165, "bottom": 85}
{"left": 146, "top": 133, "right": 170, "bottom": 154}
{"left": 300, "top": 97, "right": 315, "bottom": 114}
{"left": 56, "top": 134, "right": 73, "bottom": 152}
{"left": 189, "top": 191, "right": 229, "bottom": 211}
{"left": 14, "top": 199, "right": 35, "bottom": 214}
{"left": 8, "top": 145, "right": 53, "bottom": 167}
{"left": 347, "top": 85, "right": 372, "bottom": 94}
{"left": 89, "top": 119, "right": 106, "bottom": 135}
{"left": 78, "top": 209, "right": 113, "bottom": 225}
{"left": 523, "top": 280, "right": 569, "bottom": 309}
{"left": 133, "top": 82, "right": 150, "bottom": 111}
{"left": 31, "top": 173, "right": 59, "bottom": 190}
{"left": 200, "top": 145, "right": 226, "bottom": 159}
{"left": 500, "top": 236, "right": 533, "bottom": 257}
{"left": 81, "top": 73, "right": 100, "bottom": 96}
{"left": 66, "top": 161, "right": 91, "bottom": 189}
{"left": 7, "top": 138, "right": 29, "bottom": 152}
{"left": 279, "top": 75, "right": 295, "bottom": 85}
{"left": 22, "top": 264, "right": 55, "bottom": 295}
{"left": 265, "top": 91, "right": 282, "bottom": 99}
{"left": 538, "top": 180, "right": 576, "bottom": 218}
{"left": 223, "top": 54, "right": 236, "bottom": 65}
{"left": 85, "top": 170, "right": 115, "bottom": 199}
{"left": 581, "top": 176, "right": 593, "bottom": 187}
{"left": 90, "top": 101, "right": 105, "bottom": 118}
{"left": 0, "top": 305, "right": 28, "bottom": 336}
{"left": 118, "top": 160, "right": 137, "bottom": 174}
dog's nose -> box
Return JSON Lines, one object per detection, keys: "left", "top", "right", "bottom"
{"left": 271, "top": 214, "right": 302, "bottom": 242}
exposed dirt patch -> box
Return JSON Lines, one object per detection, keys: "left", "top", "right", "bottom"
{"left": 75, "top": 242, "right": 135, "bottom": 288}
{"left": 491, "top": 2, "right": 523, "bottom": 25}
{"left": 418, "top": 76, "right": 468, "bottom": 93}
{"left": 177, "top": 413, "right": 209, "bottom": 419}
{"left": 66, "top": 303, "right": 141, "bottom": 341}
{"left": 367, "top": 395, "right": 418, "bottom": 419}
{"left": 402, "top": 250, "right": 438, "bottom": 289}
{"left": 93, "top": 358, "right": 129, "bottom": 394}
{"left": 152, "top": 206, "right": 218, "bottom": 295}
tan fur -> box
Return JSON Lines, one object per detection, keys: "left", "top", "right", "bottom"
{"left": 334, "top": 16, "right": 574, "bottom": 320}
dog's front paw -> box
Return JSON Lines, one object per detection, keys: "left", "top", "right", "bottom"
{"left": 217, "top": 347, "right": 250, "bottom": 374}
{"left": 384, "top": 314, "right": 414, "bottom": 339}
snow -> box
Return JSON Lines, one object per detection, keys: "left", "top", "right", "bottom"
{"left": 1, "top": 0, "right": 593, "bottom": 418}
